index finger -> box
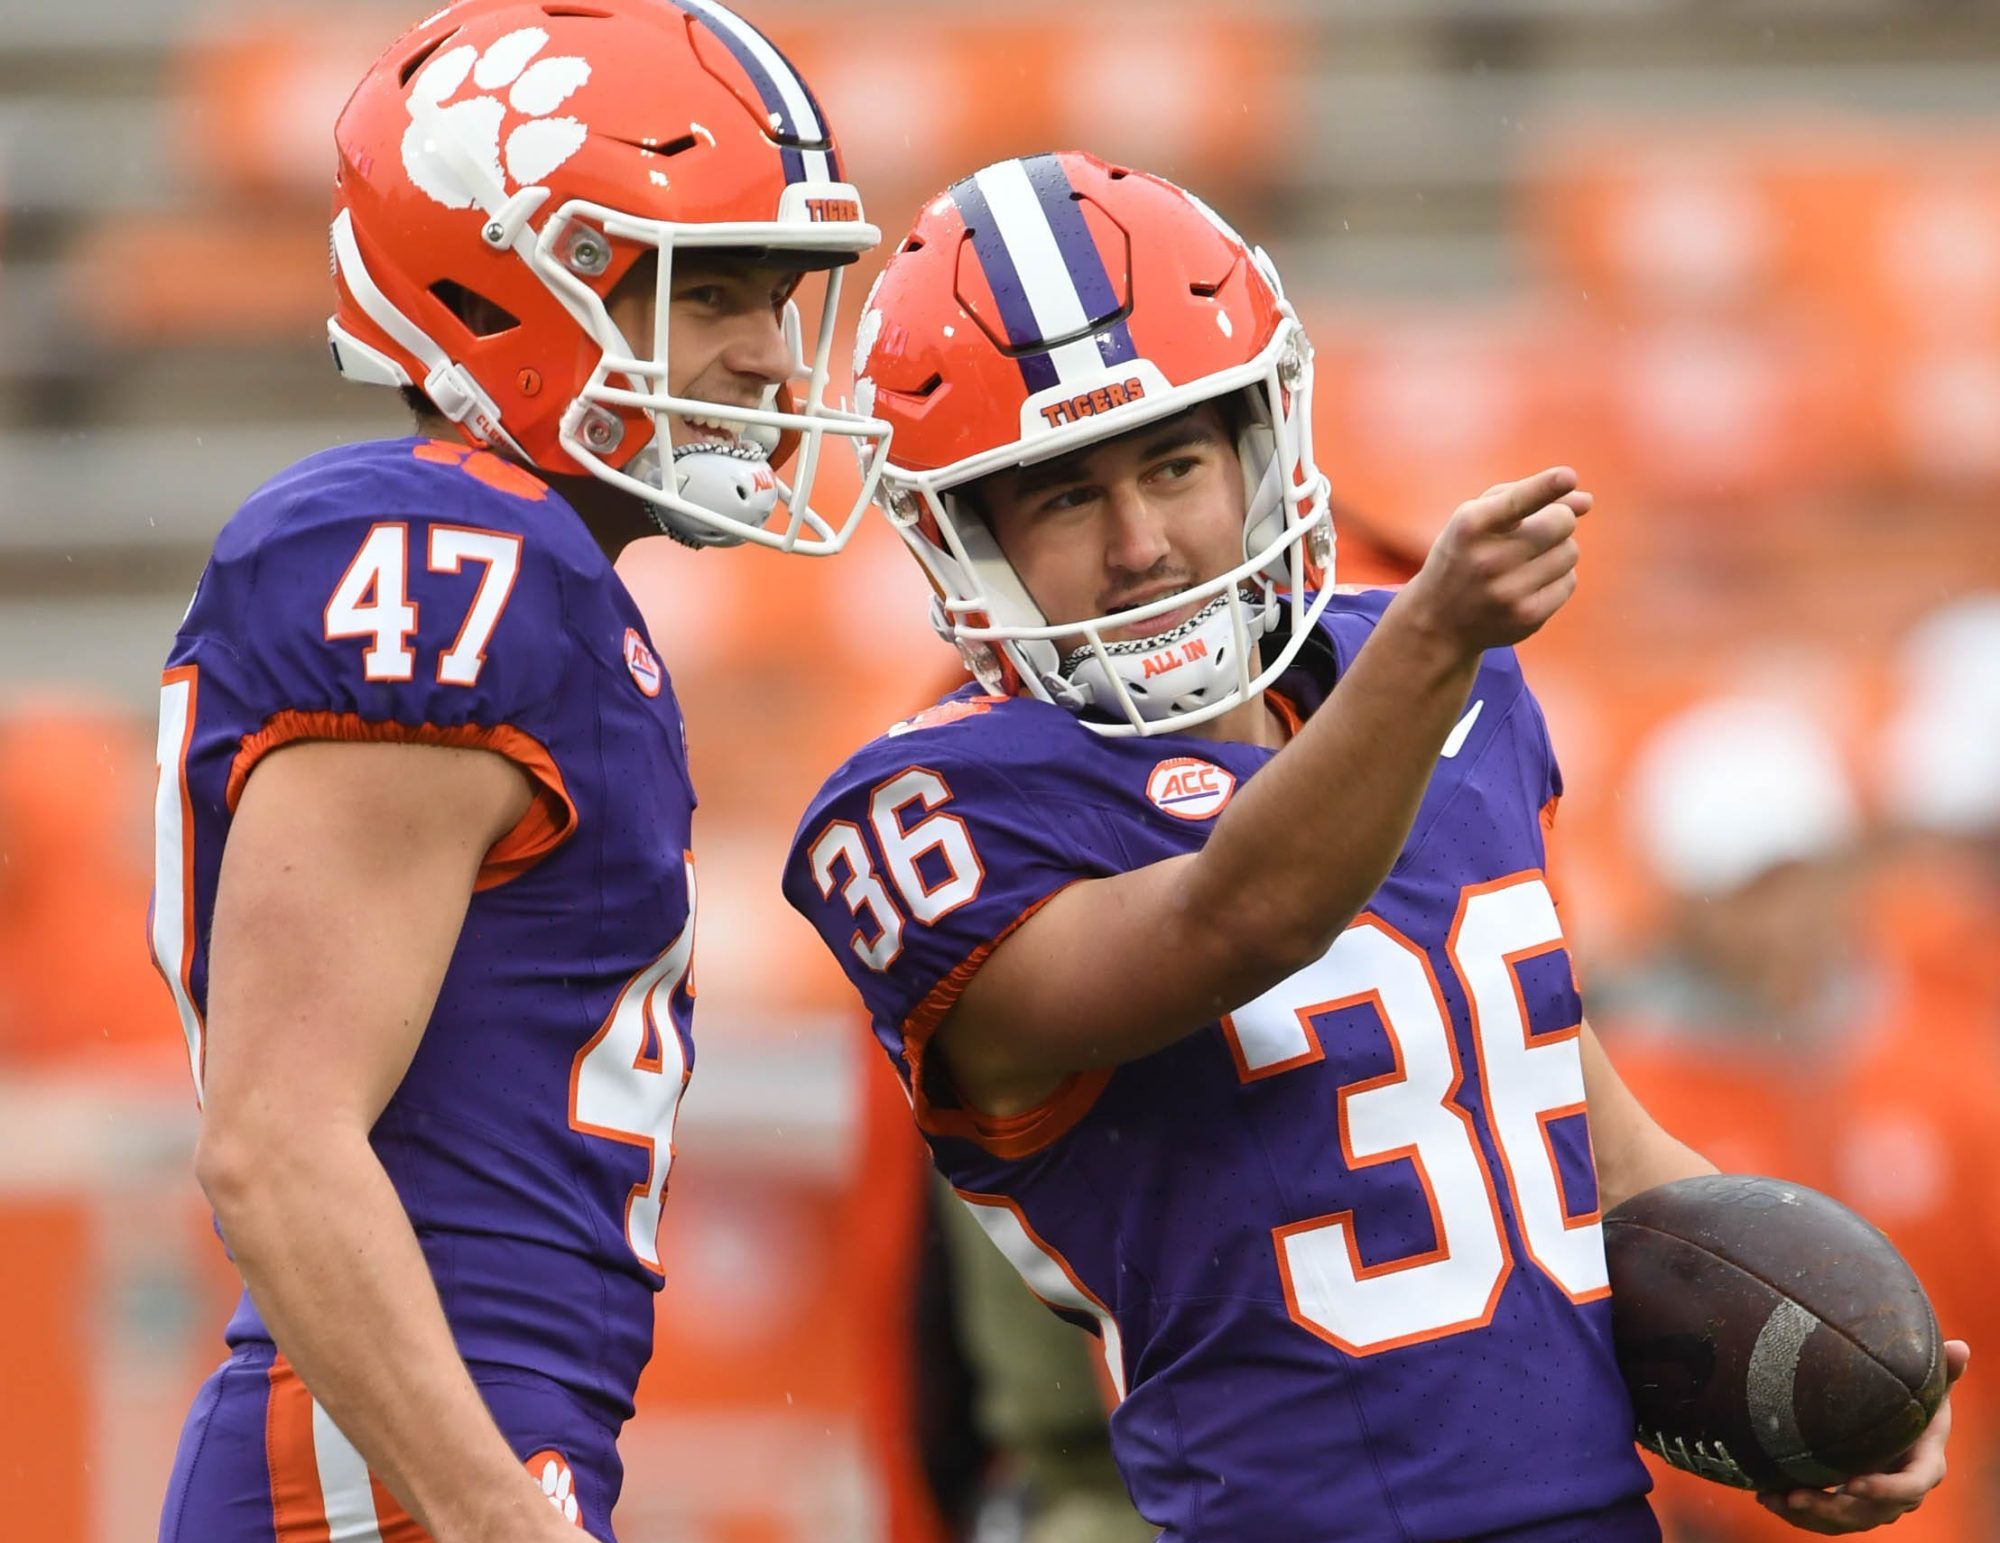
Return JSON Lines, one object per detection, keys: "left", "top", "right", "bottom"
{"left": 1465, "top": 467, "right": 1580, "bottom": 531}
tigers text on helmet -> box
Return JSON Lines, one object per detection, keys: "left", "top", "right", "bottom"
{"left": 328, "top": 0, "right": 891, "bottom": 553}
{"left": 853, "top": 151, "right": 1334, "bottom": 736}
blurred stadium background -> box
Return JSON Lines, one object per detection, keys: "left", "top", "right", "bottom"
{"left": 4, "top": 0, "right": 2000, "bottom": 1538}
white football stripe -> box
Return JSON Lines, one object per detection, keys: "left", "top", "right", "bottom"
{"left": 150, "top": 675, "right": 204, "bottom": 1098}
{"left": 677, "top": 0, "right": 833, "bottom": 182}
{"left": 311, "top": 1399, "right": 388, "bottom": 1542}
{"left": 974, "top": 159, "right": 1105, "bottom": 386}
{"left": 958, "top": 1193, "right": 1127, "bottom": 1399}
{"left": 1747, "top": 1300, "right": 1844, "bottom": 1486}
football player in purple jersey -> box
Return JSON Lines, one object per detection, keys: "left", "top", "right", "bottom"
{"left": 147, "top": 4, "right": 888, "bottom": 1541}
{"left": 784, "top": 151, "right": 1963, "bottom": 1541}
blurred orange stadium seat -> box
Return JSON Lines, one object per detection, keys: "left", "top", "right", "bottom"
{"left": 1521, "top": 119, "right": 1899, "bottom": 320}
{"left": 1869, "top": 342, "right": 2000, "bottom": 488}
{"left": 0, "top": 1199, "right": 93, "bottom": 1542}
{"left": 64, "top": 213, "right": 330, "bottom": 343}
{"left": 174, "top": 8, "right": 405, "bottom": 200}
{"left": 1593, "top": 313, "right": 1869, "bottom": 506}
{"left": 776, "top": 6, "right": 1305, "bottom": 202}
{"left": 1522, "top": 120, "right": 2000, "bottom": 496}
{"left": 0, "top": 700, "right": 182, "bottom": 1079}
{"left": 1305, "top": 302, "right": 1607, "bottom": 552}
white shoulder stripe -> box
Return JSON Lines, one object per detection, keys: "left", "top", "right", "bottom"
{"left": 957, "top": 1192, "right": 1127, "bottom": 1400}
{"left": 150, "top": 674, "right": 204, "bottom": 1101}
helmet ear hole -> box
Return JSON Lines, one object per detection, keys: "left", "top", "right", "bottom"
{"left": 428, "top": 281, "right": 519, "bottom": 338}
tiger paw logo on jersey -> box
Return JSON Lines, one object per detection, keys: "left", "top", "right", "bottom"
{"left": 1147, "top": 756, "right": 1236, "bottom": 820}
{"left": 526, "top": 1449, "right": 585, "bottom": 1527}
{"left": 402, "top": 27, "right": 592, "bottom": 210}
{"left": 623, "top": 627, "right": 663, "bottom": 697}
{"left": 888, "top": 695, "right": 1003, "bottom": 737}
{"left": 412, "top": 439, "right": 550, "bottom": 500}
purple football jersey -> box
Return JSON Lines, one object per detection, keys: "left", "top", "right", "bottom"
{"left": 151, "top": 437, "right": 695, "bottom": 1424}
{"left": 785, "top": 590, "right": 1657, "bottom": 1542}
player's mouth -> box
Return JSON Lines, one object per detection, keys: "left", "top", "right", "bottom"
{"left": 676, "top": 412, "right": 759, "bottom": 452}
{"left": 1060, "top": 590, "right": 1235, "bottom": 677}
{"left": 1102, "top": 587, "right": 1201, "bottom": 642}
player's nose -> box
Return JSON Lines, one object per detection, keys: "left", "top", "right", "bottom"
{"left": 1103, "top": 481, "right": 1173, "bottom": 575}
{"left": 722, "top": 305, "right": 798, "bottom": 387}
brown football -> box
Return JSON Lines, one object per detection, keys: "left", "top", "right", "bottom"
{"left": 1603, "top": 1174, "right": 1946, "bottom": 1492}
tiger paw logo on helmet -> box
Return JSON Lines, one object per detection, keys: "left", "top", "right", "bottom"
{"left": 402, "top": 27, "right": 592, "bottom": 209}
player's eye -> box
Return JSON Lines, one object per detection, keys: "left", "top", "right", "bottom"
{"left": 1036, "top": 486, "right": 1099, "bottom": 516}
{"left": 1150, "top": 455, "right": 1201, "bottom": 483}
{"left": 674, "top": 284, "right": 728, "bottom": 309}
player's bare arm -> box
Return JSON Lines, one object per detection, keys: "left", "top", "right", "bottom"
{"left": 940, "top": 467, "right": 1591, "bottom": 1113}
{"left": 1576, "top": 1021, "right": 1716, "bottom": 1212}
{"left": 197, "top": 741, "right": 579, "bottom": 1543}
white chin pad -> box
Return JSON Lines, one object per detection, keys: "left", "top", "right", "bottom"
{"left": 1059, "top": 590, "right": 1269, "bottom": 725}
{"left": 638, "top": 443, "right": 779, "bottom": 548}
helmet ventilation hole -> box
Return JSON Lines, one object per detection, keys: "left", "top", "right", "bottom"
{"left": 429, "top": 281, "right": 519, "bottom": 337}
{"left": 397, "top": 35, "right": 451, "bottom": 88}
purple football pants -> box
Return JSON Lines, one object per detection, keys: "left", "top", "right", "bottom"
{"left": 157, "top": 1342, "right": 623, "bottom": 1541}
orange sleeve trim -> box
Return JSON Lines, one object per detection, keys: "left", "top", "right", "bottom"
{"left": 1539, "top": 794, "right": 1566, "bottom": 914}
{"left": 1538, "top": 794, "right": 1585, "bottom": 992}
{"left": 901, "top": 880, "right": 1111, "bottom": 1162}
{"left": 227, "top": 711, "right": 577, "bottom": 892}
{"left": 1266, "top": 688, "right": 1305, "bottom": 742}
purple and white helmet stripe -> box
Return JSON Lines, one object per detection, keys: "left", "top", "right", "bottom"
{"left": 1017, "top": 153, "right": 1138, "bottom": 367}
{"left": 668, "top": 0, "right": 838, "bottom": 184}
{"left": 949, "top": 171, "right": 1061, "bottom": 394}
{"left": 958, "top": 156, "right": 1139, "bottom": 392}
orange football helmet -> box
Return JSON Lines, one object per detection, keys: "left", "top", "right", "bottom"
{"left": 329, "top": 0, "right": 889, "bottom": 552}
{"left": 855, "top": 151, "right": 1333, "bottom": 735}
